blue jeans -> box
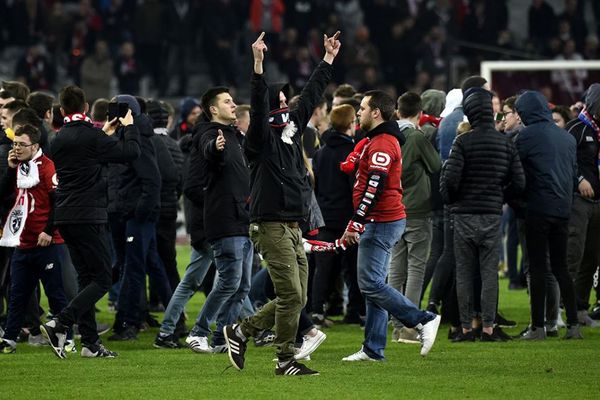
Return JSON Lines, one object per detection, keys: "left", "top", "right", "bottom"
{"left": 117, "top": 219, "right": 172, "bottom": 326}
{"left": 358, "top": 220, "right": 433, "bottom": 359}
{"left": 160, "top": 242, "right": 214, "bottom": 335}
{"left": 191, "top": 236, "right": 253, "bottom": 345}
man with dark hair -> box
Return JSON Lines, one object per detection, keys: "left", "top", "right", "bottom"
{"left": 1, "top": 100, "right": 28, "bottom": 132}
{"left": 332, "top": 83, "right": 357, "bottom": 107}
{"left": 1, "top": 80, "right": 30, "bottom": 102}
{"left": 26, "top": 92, "right": 54, "bottom": 124}
{"left": 185, "top": 87, "right": 253, "bottom": 353}
{"left": 340, "top": 90, "right": 440, "bottom": 362}
{"left": 235, "top": 104, "right": 251, "bottom": 135}
{"left": 461, "top": 75, "right": 489, "bottom": 93}
{"left": 223, "top": 31, "right": 341, "bottom": 377}
{"left": 0, "top": 125, "right": 68, "bottom": 354}
{"left": 40, "top": 85, "right": 141, "bottom": 359}
{"left": 441, "top": 87, "right": 525, "bottom": 342}
{"left": 389, "top": 92, "right": 441, "bottom": 343}
{"left": 515, "top": 90, "right": 582, "bottom": 340}
{"left": 90, "top": 98, "right": 109, "bottom": 128}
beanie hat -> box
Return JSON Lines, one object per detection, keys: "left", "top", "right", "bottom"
{"left": 146, "top": 100, "right": 169, "bottom": 129}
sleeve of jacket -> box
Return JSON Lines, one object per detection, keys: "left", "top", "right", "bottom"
{"left": 439, "top": 137, "right": 465, "bottom": 204}
{"left": 96, "top": 125, "right": 141, "bottom": 163}
{"left": 133, "top": 137, "right": 161, "bottom": 220}
{"left": 0, "top": 143, "right": 9, "bottom": 182}
{"left": 416, "top": 132, "right": 442, "bottom": 174}
{"left": 201, "top": 128, "right": 224, "bottom": 165}
{"left": 245, "top": 73, "right": 271, "bottom": 156}
{"left": 151, "top": 136, "right": 179, "bottom": 183}
{"left": 184, "top": 135, "right": 206, "bottom": 207}
{"left": 293, "top": 61, "right": 333, "bottom": 132}
{"left": 503, "top": 141, "right": 526, "bottom": 201}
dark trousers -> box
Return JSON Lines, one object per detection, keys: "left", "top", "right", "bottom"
{"left": 57, "top": 224, "right": 112, "bottom": 346}
{"left": 505, "top": 206, "right": 523, "bottom": 285}
{"left": 4, "top": 245, "right": 68, "bottom": 341}
{"left": 526, "top": 213, "right": 578, "bottom": 327}
{"left": 117, "top": 219, "right": 172, "bottom": 327}
{"left": 567, "top": 195, "right": 600, "bottom": 310}
{"left": 152, "top": 217, "right": 180, "bottom": 304}
{"left": 311, "top": 228, "right": 364, "bottom": 318}
{"left": 422, "top": 210, "right": 444, "bottom": 302}
{"left": 428, "top": 209, "right": 455, "bottom": 305}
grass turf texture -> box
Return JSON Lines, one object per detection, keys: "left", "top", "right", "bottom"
{"left": 1, "top": 245, "right": 599, "bottom": 399}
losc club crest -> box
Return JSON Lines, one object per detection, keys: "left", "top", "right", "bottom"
{"left": 9, "top": 210, "right": 23, "bottom": 234}
{"left": 19, "top": 163, "right": 30, "bottom": 176}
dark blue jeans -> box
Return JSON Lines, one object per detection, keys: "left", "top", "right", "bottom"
{"left": 4, "top": 245, "right": 68, "bottom": 341}
{"left": 358, "top": 220, "right": 433, "bottom": 359}
{"left": 117, "top": 219, "right": 172, "bottom": 327}
{"left": 191, "top": 236, "right": 253, "bottom": 346}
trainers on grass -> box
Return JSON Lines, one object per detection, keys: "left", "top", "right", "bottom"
{"left": 154, "top": 333, "right": 183, "bottom": 349}
{"left": 40, "top": 319, "right": 67, "bottom": 359}
{"left": 342, "top": 348, "right": 380, "bottom": 362}
{"left": 81, "top": 343, "right": 118, "bottom": 358}
{"left": 185, "top": 335, "right": 212, "bottom": 353}
{"left": 275, "top": 360, "right": 319, "bottom": 376}
{"left": 294, "top": 329, "right": 326, "bottom": 360}
{"left": 416, "top": 314, "right": 441, "bottom": 356}
{"left": 0, "top": 338, "right": 16, "bottom": 354}
{"left": 223, "top": 324, "right": 247, "bottom": 370}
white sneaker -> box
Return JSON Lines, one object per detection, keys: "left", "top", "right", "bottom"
{"left": 416, "top": 314, "right": 441, "bottom": 357}
{"left": 294, "top": 330, "right": 326, "bottom": 360}
{"left": 28, "top": 334, "right": 48, "bottom": 347}
{"left": 556, "top": 309, "right": 566, "bottom": 328}
{"left": 185, "top": 335, "right": 212, "bottom": 353}
{"left": 342, "top": 348, "right": 379, "bottom": 362}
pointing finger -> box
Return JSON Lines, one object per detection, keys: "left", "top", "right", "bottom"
{"left": 258, "top": 31, "right": 265, "bottom": 41}
{"left": 332, "top": 31, "right": 341, "bottom": 40}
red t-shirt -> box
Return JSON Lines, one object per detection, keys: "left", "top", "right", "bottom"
{"left": 353, "top": 133, "right": 406, "bottom": 223}
{"left": 15, "top": 155, "right": 64, "bottom": 249}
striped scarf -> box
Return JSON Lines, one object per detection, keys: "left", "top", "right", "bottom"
{"left": 578, "top": 108, "right": 600, "bottom": 173}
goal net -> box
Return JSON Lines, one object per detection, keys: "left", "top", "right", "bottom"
{"left": 480, "top": 60, "right": 600, "bottom": 105}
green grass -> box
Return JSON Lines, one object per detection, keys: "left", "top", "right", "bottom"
{"left": 2, "top": 245, "right": 599, "bottom": 399}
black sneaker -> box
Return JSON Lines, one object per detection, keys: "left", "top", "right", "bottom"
{"left": 426, "top": 302, "right": 439, "bottom": 315}
{"left": 40, "top": 319, "right": 68, "bottom": 359}
{"left": 81, "top": 343, "right": 118, "bottom": 358}
{"left": 451, "top": 330, "right": 476, "bottom": 342}
{"left": 492, "top": 326, "right": 513, "bottom": 341}
{"left": 447, "top": 327, "right": 461, "bottom": 341}
{"left": 154, "top": 333, "right": 183, "bottom": 349}
{"left": 589, "top": 305, "right": 600, "bottom": 320}
{"left": 480, "top": 330, "right": 506, "bottom": 342}
{"left": 0, "top": 338, "right": 16, "bottom": 354}
{"left": 223, "top": 324, "right": 247, "bottom": 370}
{"left": 275, "top": 360, "right": 319, "bottom": 376}
{"left": 495, "top": 313, "right": 517, "bottom": 328}
{"left": 254, "top": 329, "right": 275, "bottom": 347}
{"left": 108, "top": 324, "right": 138, "bottom": 341}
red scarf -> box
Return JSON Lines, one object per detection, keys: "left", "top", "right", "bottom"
{"left": 63, "top": 113, "right": 92, "bottom": 124}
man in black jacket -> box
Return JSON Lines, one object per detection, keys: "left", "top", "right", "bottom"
{"left": 109, "top": 95, "right": 172, "bottom": 341}
{"left": 440, "top": 87, "right": 525, "bottom": 342}
{"left": 223, "top": 31, "right": 341, "bottom": 376}
{"left": 565, "top": 83, "right": 600, "bottom": 327}
{"left": 312, "top": 104, "right": 363, "bottom": 325}
{"left": 185, "top": 87, "right": 253, "bottom": 353}
{"left": 515, "top": 90, "right": 582, "bottom": 340}
{"left": 40, "top": 85, "right": 140, "bottom": 359}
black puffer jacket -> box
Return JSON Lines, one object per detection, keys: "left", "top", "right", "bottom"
{"left": 151, "top": 133, "right": 184, "bottom": 220}
{"left": 313, "top": 129, "right": 355, "bottom": 230}
{"left": 440, "top": 88, "right": 525, "bottom": 215}
{"left": 116, "top": 114, "right": 162, "bottom": 222}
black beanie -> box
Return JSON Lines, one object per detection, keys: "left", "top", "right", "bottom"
{"left": 146, "top": 100, "right": 169, "bottom": 129}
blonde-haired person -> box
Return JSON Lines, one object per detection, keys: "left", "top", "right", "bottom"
{"left": 456, "top": 121, "right": 471, "bottom": 136}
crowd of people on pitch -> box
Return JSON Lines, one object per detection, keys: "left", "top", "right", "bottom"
{"left": 0, "top": 27, "right": 599, "bottom": 376}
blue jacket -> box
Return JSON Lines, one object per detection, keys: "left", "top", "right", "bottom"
{"left": 437, "top": 107, "right": 464, "bottom": 161}
{"left": 515, "top": 91, "right": 577, "bottom": 219}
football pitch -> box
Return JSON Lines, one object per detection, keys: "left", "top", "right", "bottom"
{"left": 1, "top": 245, "right": 599, "bottom": 399}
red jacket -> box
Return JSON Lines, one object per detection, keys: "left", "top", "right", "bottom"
{"left": 11, "top": 155, "right": 63, "bottom": 249}
{"left": 353, "top": 121, "right": 406, "bottom": 223}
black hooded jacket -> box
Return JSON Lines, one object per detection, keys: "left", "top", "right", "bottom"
{"left": 565, "top": 83, "right": 600, "bottom": 201}
{"left": 515, "top": 91, "right": 577, "bottom": 219}
{"left": 313, "top": 129, "right": 355, "bottom": 230}
{"left": 440, "top": 88, "right": 525, "bottom": 215}
{"left": 196, "top": 121, "right": 250, "bottom": 241}
{"left": 245, "top": 61, "right": 333, "bottom": 222}
{"left": 51, "top": 120, "right": 140, "bottom": 225}
{"left": 116, "top": 113, "right": 162, "bottom": 222}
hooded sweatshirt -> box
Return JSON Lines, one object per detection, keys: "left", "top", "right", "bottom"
{"left": 565, "top": 83, "right": 600, "bottom": 200}
{"left": 421, "top": 89, "right": 446, "bottom": 141}
{"left": 515, "top": 90, "right": 577, "bottom": 218}
{"left": 437, "top": 88, "right": 464, "bottom": 161}
{"left": 441, "top": 88, "right": 525, "bottom": 215}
